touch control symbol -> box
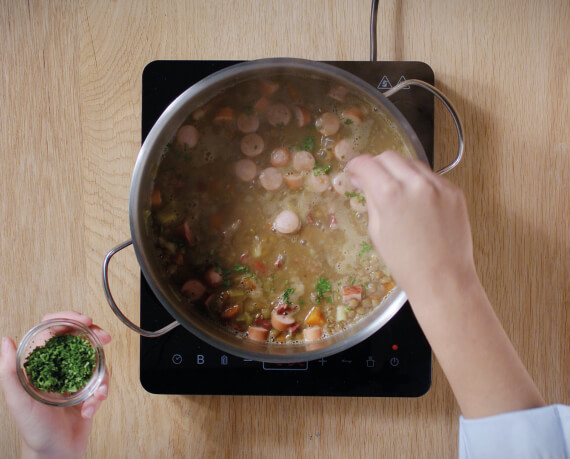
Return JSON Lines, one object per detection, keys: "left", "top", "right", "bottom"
{"left": 366, "top": 356, "right": 375, "bottom": 368}
{"left": 390, "top": 357, "right": 400, "bottom": 367}
{"left": 171, "top": 354, "right": 183, "bottom": 365}
{"left": 197, "top": 354, "right": 205, "bottom": 365}
{"left": 221, "top": 355, "right": 228, "bottom": 366}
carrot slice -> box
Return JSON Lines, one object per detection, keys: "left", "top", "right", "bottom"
{"left": 253, "top": 96, "right": 270, "bottom": 113}
{"left": 304, "top": 306, "right": 325, "bottom": 326}
{"left": 151, "top": 189, "right": 162, "bottom": 208}
{"left": 252, "top": 261, "right": 267, "bottom": 275}
{"left": 221, "top": 304, "right": 241, "bottom": 319}
{"left": 213, "top": 107, "right": 235, "bottom": 122}
{"left": 260, "top": 79, "right": 279, "bottom": 96}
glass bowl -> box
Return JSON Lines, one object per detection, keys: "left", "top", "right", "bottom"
{"left": 16, "top": 318, "right": 105, "bottom": 407}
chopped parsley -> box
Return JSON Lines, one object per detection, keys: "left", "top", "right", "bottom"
{"left": 359, "top": 241, "right": 373, "bottom": 256}
{"left": 24, "top": 334, "right": 96, "bottom": 393}
{"left": 345, "top": 191, "right": 365, "bottom": 203}
{"left": 282, "top": 288, "right": 295, "bottom": 305}
{"left": 313, "top": 163, "right": 331, "bottom": 176}
{"left": 298, "top": 136, "right": 315, "bottom": 152}
{"left": 315, "top": 277, "right": 332, "bottom": 303}
{"left": 233, "top": 264, "right": 255, "bottom": 279}
{"left": 344, "top": 119, "right": 353, "bottom": 125}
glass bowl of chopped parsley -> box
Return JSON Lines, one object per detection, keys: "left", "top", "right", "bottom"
{"left": 16, "top": 319, "right": 105, "bottom": 407}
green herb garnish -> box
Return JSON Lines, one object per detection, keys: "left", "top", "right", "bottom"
{"left": 24, "top": 334, "right": 96, "bottom": 393}
{"left": 344, "top": 191, "right": 365, "bottom": 203}
{"left": 344, "top": 119, "right": 353, "bottom": 125}
{"left": 298, "top": 136, "right": 315, "bottom": 152}
{"left": 313, "top": 163, "right": 331, "bottom": 176}
{"left": 233, "top": 264, "right": 252, "bottom": 274}
{"left": 315, "top": 277, "right": 332, "bottom": 303}
{"left": 359, "top": 241, "right": 373, "bottom": 256}
{"left": 283, "top": 288, "right": 295, "bottom": 305}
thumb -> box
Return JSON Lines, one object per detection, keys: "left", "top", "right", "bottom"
{"left": 0, "top": 337, "right": 33, "bottom": 412}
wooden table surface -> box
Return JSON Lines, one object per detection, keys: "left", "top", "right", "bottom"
{"left": 1, "top": 1, "right": 568, "bottom": 457}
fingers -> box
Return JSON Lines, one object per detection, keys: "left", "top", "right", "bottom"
{"left": 90, "top": 326, "right": 112, "bottom": 346}
{"left": 81, "top": 366, "right": 110, "bottom": 420}
{"left": 42, "top": 311, "right": 93, "bottom": 328}
{"left": 0, "top": 337, "right": 33, "bottom": 412}
{"left": 41, "top": 311, "right": 112, "bottom": 345}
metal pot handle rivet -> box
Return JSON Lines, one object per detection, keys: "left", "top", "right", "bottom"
{"left": 102, "top": 239, "right": 180, "bottom": 337}
{"left": 384, "top": 79, "right": 465, "bottom": 175}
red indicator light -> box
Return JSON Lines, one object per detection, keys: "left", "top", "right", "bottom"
{"left": 392, "top": 344, "right": 399, "bottom": 351}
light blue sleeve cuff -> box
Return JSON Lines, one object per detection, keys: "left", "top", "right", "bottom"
{"left": 458, "top": 404, "right": 570, "bottom": 459}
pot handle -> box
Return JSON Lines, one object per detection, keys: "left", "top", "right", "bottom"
{"left": 102, "top": 239, "right": 180, "bottom": 337}
{"left": 384, "top": 79, "right": 464, "bottom": 175}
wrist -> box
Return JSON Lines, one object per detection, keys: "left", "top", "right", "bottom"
{"left": 404, "top": 263, "right": 482, "bottom": 312}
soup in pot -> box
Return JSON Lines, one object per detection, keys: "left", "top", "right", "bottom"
{"left": 148, "top": 75, "right": 412, "bottom": 344}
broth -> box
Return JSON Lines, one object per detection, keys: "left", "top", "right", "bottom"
{"left": 148, "top": 75, "right": 411, "bottom": 344}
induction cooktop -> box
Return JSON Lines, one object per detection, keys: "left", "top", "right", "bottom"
{"left": 139, "top": 60, "right": 433, "bottom": 397}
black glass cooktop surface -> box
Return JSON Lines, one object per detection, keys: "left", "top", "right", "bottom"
{"left": 140, "top": 60, "right": 433, "bottom": 397}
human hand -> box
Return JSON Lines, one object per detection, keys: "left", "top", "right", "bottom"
{"left": 347, "top": 151, "right": 476, "bottom": 301}
{"left": 0, "top": 311, "right": 111, "bottom": 459}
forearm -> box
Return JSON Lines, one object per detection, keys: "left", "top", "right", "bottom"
{"left": 407, "top": 268, "right": 545, "bottom": 419}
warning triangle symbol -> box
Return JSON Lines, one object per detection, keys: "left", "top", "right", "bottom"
{"left": 397, "top": 75, "right": 410, "bottom": 89}
{"left": 377, "top": 75, "right": 392, "bottom": 90}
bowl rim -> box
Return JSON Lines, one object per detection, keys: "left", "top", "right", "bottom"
{"left": 16, "top": 318, "right": 106, "bottom": 407}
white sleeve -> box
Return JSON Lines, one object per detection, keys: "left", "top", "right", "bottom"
{"left": 458, "top": 404, "right": 570, "bottom": 459}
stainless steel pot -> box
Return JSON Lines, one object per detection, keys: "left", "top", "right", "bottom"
{"left": 103, "top": 58, "right": 464, "bottom": 363}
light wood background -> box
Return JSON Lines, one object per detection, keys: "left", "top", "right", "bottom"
{"left": 1, "top": 1, "right": 568, "bottom": 457}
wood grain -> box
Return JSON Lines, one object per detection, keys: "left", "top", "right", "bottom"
{"left": 1, "top": 0, "right": 568, "bottom": 457}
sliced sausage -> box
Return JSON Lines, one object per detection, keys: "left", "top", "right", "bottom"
{"left": 292, "top": 150, "right": 315, "bottom": 172}
{"left": 303, "top": 326, "right": 323, "bottom": 342}
{"left": 181, "top": 279, "right": 206, "bottom": 301}
{"left": 176, "top": 125, "right": 199, "bottom": 149}
{"left": 306, "top": 174, "right": 331, "bottom": 193}
{"left": 343, "top": 106, "right": 364, "bottom": 124}
{"left": 293, "top": 105, "right": 311, "bottom": 127}
{"left": 284, "top": 173, "right": 304, "bottom": 190}
{"left": 316, "top": 112, "right": 340, "bottom": 136}
{"left": 267, "top": 103, "right": 291, "bottom": 127}
{"left": 259, "top": 167, "right": 283, "bottom": 191}
{"left": 273, "top": 210, "right": 301, "bottom": 235}
{"left": 240, "top": 133, "right": 264, "bottom": 157}
{"left": 328, "top": 85, "right": 347, "bottom": 102}
{"left": 332, "top": 171, "right": 356, "bottom": 195}
{"left": 271, "top": 308, "right": 296, "bottom": 331}
{"left": 237, "top": 112, "right": 260, "bottom": 133}
{"left": 204, "top": 267, "right": 223, "bottom": 287}
{"left": 234, "top": 158, "right": 258, "bottom": 182}
{"left": 333, "top": 138, "right": 359, "bottom": 162}
{"left": 270, "top": 147, "right": 291, "bottom": 167}
{"left": 248, "top": 326, "right": 269, "bottom": 343}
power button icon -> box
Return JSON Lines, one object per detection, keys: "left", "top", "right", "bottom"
{"left": 172, "top": 354, "right": 183, "bottom": 365}
{"left": 389, "top": 357, "right": 399, "bottom": 367}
